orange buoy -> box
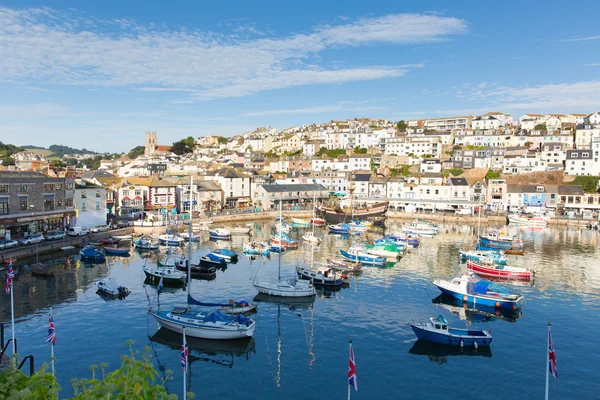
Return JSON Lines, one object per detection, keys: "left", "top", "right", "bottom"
{"left": 495, "top": 301, "right": 501, "bottom": 308}
{"left": 463, "top": 295, "right": 468, "bottom": 301}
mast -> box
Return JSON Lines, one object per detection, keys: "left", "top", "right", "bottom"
{"left": 278, "top": 198, "right": 282, "bottom": 281}
{"left": 187, "top": 176, "right": 193, "bottom": 296}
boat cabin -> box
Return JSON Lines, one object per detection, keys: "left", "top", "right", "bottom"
{"left": 429, "top": 316, "right": 449, "bottom": 331}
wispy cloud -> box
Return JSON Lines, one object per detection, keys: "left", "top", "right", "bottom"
{"left": 562, "top": 35, "right": 600, "bottom": 42}
{"left": 0, "top": 7, "right": 466, "bottom": 99}
{"left": 581, "top": 63, "right": 600, "bottom": 67}
{"left": 0, "top": 103, "right": 70, "bottom": 118}
{"left": 242, "top": 100, "right": 385, "bottom": 117}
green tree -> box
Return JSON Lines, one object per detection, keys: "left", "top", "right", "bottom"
{"left": 171, "top": 141, "right": 190, "bottom": 155}
{"left": 353, "top": 147, "right": 368, "bottom": 154}
{"left": 183, "top": 136, "right": 196, "bottom": 149}
{"left": 396, "top": 120, "right": 407, "bottom": 130}
{"left": 534, "top": 123, "right": 547, "bottom": 131}
{"left": 127, "top": 146, "right": 146, "bottom": 159}
{"left": 217, "top": 137, "right": 228, "bottom": 144}
{"left": 485, "top": 170, "right": 500, "bottom": 180}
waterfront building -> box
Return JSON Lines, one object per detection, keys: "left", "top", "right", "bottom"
{"left": 73, "top": 180, "right": 107, "bottom": 228}
{"left": 254, "top": 183, "right": 328, "bottom": 210}
{"left": 205, "top": 167, "right": 252, "bottom": 208}
{"left": 118, "top": 178, "right": 150, "bottom": 218}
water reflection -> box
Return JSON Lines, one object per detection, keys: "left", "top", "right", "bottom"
{"left": 432, "top": 294, "right": 522, "bottom": 323}
{"left": 409, "top": 339, "right": 492, "bottom": 364}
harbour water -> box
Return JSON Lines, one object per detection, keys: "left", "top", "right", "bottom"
{"left": 2, "top": 221, "right": 600, "bottom": 399}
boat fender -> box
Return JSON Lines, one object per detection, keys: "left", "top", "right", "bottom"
{"left": 495, "top": 301, "right": 500, "bottom": 308}
{"left": 460, "top": 340, "right": 464, "bottom": 348}
{"left": 474, "top": 341, "right": 478, "bottom": 349}
{"left": 463, "top": 295, "right": 468, "bottom": 302}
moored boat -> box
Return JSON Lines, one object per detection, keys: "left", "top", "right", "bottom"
{"left": 466, "top": 260, "right": 534, "bottom": 280}
{"left": 243, "top": 242, "right": 271, "bottom": 256}
{"left": 103, "top": 247, "right": 130, "bottom": 256}
{"left": 296, "top": 266, "right": 343, "bottom": 287}
{"left": 327, "top": 257, "right": 362, "bottom": 272}
{"left": 317, "top": 202, "right": 389, "bottom": 224}
{"left": 310, "top": 217, "right": 326, "bottom": 226}
{"left": 95, "top": 277, "right": 131, "bottom": 299}
{"left": 291, "top": 218, "right": 310, "bottom": 227}
{"left": 199, "top": 253, "right": 228, "bottom": 267}
{"left": 158, "top": 234, "right": 185, "bottom": 246}
{"left": 410, "top": 315, "right": 492, "bottom": 347}
{"left": 339, "top": 246, "right": 386, "bottom": 266}
{"left": 402, "top": 221, "right": 438, "bottom": 236}
{"left": 208, "top": 228, "right": 232, "bottom": 240}
{"left": 153, "top": 308, "right": 255, "bottom": 340}
{"left": 80, "top": 246, "right": 106, "bottom": 262}
{"left": 459, "top": 249, "right": 507, "bottom": 265}
{"left": 383, "top": 233, "right": 420, "bottom": 248}
{"left": 31, "top": 262, "right": 54, "bottom": 276}
{"left": 507, "top": 213, "right": 549, "bottom": 227}
{"left": 210, "top": 248, "right": 238, "bottom": 262}
{"left": 433, "top": 274, "right": 524, "bottom": 310}
{"left": 143, "top": 265, "right": 186, "bottom": 286}
{"left": 112, "top": 234, "right": 133, "bottom": 241}
{"left": 134, "top": 236, "right": 160, "bottom": 251}
{"left": 224, "top": 226, "right": 253, "bottom": 235}
{"left": 328, "top": 223, "right": 350, "bottom": 234}
{"left": 302, "top": 231, "right": 321, "bottom": 244}
{"left": 270, "top": 233, "right": 298, "bottom": 249}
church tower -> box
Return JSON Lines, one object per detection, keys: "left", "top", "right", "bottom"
{"left": 145, "top": 131, "right": 157, "bottom": 156}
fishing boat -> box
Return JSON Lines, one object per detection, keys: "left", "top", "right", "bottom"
{"left": 208, "top": 228, "right": 232, "bottom": 240}
{"left": 30, "top": 262, "right": 54, "bottom": 276}
{"left": 339, "top": 246, "right": 386, "bottom": 266}
{"left": 466, "top": 260, "right": 534, "bottom": 280}
{"left": 365, "top": 242, "right": 405, "bottom": 259}
{"left": 175, "top": 260, "right": 217, "bottom": 279}
{"left": 432, "top": 274, "right": 524, "bottom": 310}
{"left": 143, "top": 264, "right": 186, "bottom": 286}
{"left": 270, "top": 232, "right": 298, "bottom": 249}
{"left": 296, "top": 266, "right": 343, "bottom": 287}
{"left": 348, "top": 221, "right": 369, "bottom": 232}
{"left": 317, "top": 202, "right": 389, "bottom": 224}
{"left": 103, "top": 247, "right": 130, "bottom": 256}
{"left": 327, "top": 257, "right": 362, "bottom": 272}
{"left": 402, "top": 221, "right": 438, "bottom": 236}
{"left": 225, "top": 226, "right": 253, "bottom": 235}
{"left": 479, "top": 230, "right": 523, "bottom": 250}
{"left": 80, "top": 246, "right": 106, "bottom": 262}
{"left": 112, "top": 234, "right": 133, "bottom": 241}
{"left": 158, "top": 234, "right": 185, "bottom": 246}
{"left": 328, "top": 223, "right": 350, "bottom": 234}
{"left": 95, "top": 277, "right": 131, "bottom": 298}
{"left": 507, "top": 213, "right": 549, "bottom": 227}
{"left": 477, "top": 243, "right": 524, "bottom": 256}
{"left": 302, "top": 232, "right": 321, "bottom": 244}
{"left": 199, "top": 253, "right": 228, "bottom": 267}
{"left": 134, "top": 236, "right": 160, "bottom": 251}
{"left": 253, "top": 200, "right": 316, "bottom": 298}
{"left": 210, "top": 248, "right": 238, "bottom": 262}
{"left": 459, "top": 249, "right": 507, "bottom": 265}
{"left": 291, "top": 218, "right": 310, "bottom": 227}
{"left": 153, "top": 308, "right": 255, "bottom": 340}
{"left": 410, "top": 315, "right": 492, "bottom": 347}
{"left": 383, "top": 233, "right": 420, "bottom": 248}
{"left": 310, "top": 217, "right": 326, "bottom": 226}
{"left": 180, "top": 232, "right": 200, "bottom": 242}
{"left": 243, "top": 242, "right": 271, "bottom": 256}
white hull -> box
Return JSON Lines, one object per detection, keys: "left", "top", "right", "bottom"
{"left": 365, "top": 249, "right": 400, "bottom": 259}
{"left": 225, "top": 226, "right": 253, "bottom": 235}
{"left": 402, "top": 227, "right": 436, "bottom": 236}
{"left": 507, "top": 215, "right": 548, "bottom": 226}
{"left": 253, "top": 279, "right": 316, "bottom": 298}
{"left": 153, "top": 313, "right": 255, "bottom": 340}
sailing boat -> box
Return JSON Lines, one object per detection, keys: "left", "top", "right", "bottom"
{"left": 253, "top": 200, "right": 316, "bottom": 298}
{"left": 152, "top": 177, "right": 256, "bottom": 339}
{"left": 302, "top": 190, "right": 321, "bottom": 244}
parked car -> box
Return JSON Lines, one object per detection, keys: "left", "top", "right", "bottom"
{"left": 45, "top": 231, "right": 67, "bottom": 241}
{"left": 112, "top": 221, "right": 129, "bottom": 229}
{"left": 455, "top": 208, "right": 473, "bottom": 216}
{"left": 68, "top": 226, "right": 90, "bottom": 236}
{"left": 18, "top": 233, "right": 45, "bottom": 245}
{"left": 0, "top": 239, "right": 19, "bottom": 250}
{"left": 90, "top": 225, "right": 109, "bottom": 233}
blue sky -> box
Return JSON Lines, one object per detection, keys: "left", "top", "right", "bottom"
{"left": 1, "top": 0, "right": 600, "bottom": 152}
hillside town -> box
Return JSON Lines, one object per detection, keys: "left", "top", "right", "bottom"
{"left": 2, "top": 111, "right": 600, "bottom": 238}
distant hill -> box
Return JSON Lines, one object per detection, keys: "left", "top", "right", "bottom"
{"left": 19, "top": 144, "right": 98, "bottom": 157}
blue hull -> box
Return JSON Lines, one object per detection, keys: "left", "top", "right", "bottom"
{"left": 410, "top": 325, "right": 492, "bottom": 347}
{"left": 339, "top": 250, "right": 385, "bottom": 266}
{"left": 209, "top": 234, "right": 230, "bottom": 240}
{"left": 435, "top": 286, "right": 521, "bottom": 310}
{"left": 329, "top": 228, "right": 350, "bottom": 234}
{"left": 479, "top": 237, "right": 523, "bottom": 250}
{"left": 385, "top": 235, "right": 420, "bottom": 248}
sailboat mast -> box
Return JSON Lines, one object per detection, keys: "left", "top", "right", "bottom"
{"left": 477, "top": 190, "right": 482, "bottom": 238}
{"left": 312, "top": 189, "right": 316, "bottom": 236}
{"left": 187, "top": 176, "right": 193, "bottom": 294}
{"left": 278, "top": 198, "right": 282, "bottom": 281}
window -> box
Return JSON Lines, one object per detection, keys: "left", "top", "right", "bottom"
{"left": 56, "top": 199, "right": 62, "bottom": 208}
{"left": 43, "top": 195, "right": 54, "bottom": 211}
{"left": 96, "top": 201, "right": 101, "bottom": 210}
{"left": 66, "top": 198, "right": 73, "bottom": 207}
{"left": 81, "top": 191, "right": 86, "bottom": 199}
{"left": 96, "top": 191, "right": 101, "bottom": 198}
{"left": 19, "top": 196, "right": 27, "bottom": 210}
{"left": 588, "top": 197, "right": 594, "bottom": 204}
{"left": 18, "top": 184, "right": 28, "bottom": 193}
{"left": 0, "top": 185, "right": 8, "bottom": 193}
{"left": 123, "top": 190, "right": 129, "bottom": 196}
{"left": 583, "top": 153, "right": 590, "bottom": 158}
{"left": 135, "top": 190, "right": 141, "bottom": 196}
{"left": 572, "top": 153, "right": 578, "bottom": 158}
{"left": 55, "top": 183, "right": 63, "bottom": 190}
{"left": 44, "top": 183, "right": 55, "bottom": 191}
{"left": 0, "top": 199, "right": 7, "bottom": 215}
{"left": 81, "top": 202, "right": 87, "bottom": 211}
{"left": 65, "top": 182, "right": 73, "bottom": 190}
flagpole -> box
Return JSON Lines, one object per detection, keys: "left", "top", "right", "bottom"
{"left": 9, "top": 259, "right": 15, "bottom": 357}
{"left": 183, "top": 326, "right": 187, "bottom": 400}
{"left": 545, "top": 322, "right": 550, "bottom": 400}
{"left": 348, "top": 339, "right": 352, "bottom": 400}
{"left": 50, "top": 308, "right": 55, "bottom": 376}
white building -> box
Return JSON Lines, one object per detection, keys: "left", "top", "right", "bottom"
{"left": 382, "top": 136, "right": 441, "bottom": 158}
{"left": 585, "top": 112, "right": 600, "bottom": 126}
{"left": 349, "top": 155, "right": 371, "bottom": 171}
{"left": 423, "top": 116, "right": 472, "bottom": 131}
{"left": 74, "top": 180, "right": 107, "bottom": 228}
{"left": 519, "top": 114, "right": 545, "bottom": 131}
{"left": 472, "top": 115, "right": 503, "bottom": 131}
{"left": 576, "top": 124, "right": 600, "bottom": 149}
{"left": 540, "top": 142, "right": 566, "bottom": 168}
{"left": 544, "top": 114, "right": 569, "bottom": 131}
{"left": 205, "top": 167, "right": 252, "bottom": 207}
{"left": 565, "top": 149, "right": 600, "bottom": 176}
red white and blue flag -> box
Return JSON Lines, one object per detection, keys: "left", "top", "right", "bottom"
{"left": 46, "top": 315, "right": 56, "bottom": 345}
{"left": 5, "top": 261, "right": 14, "bottom": 294}
{"left": 348, "top": 341, "right": 358, "bottom": 392}
{"left": 548, "top": 328, "right": 558, "bottom": 379}
{"left": 181, "top": 330, "right": 188, "bottom": 370}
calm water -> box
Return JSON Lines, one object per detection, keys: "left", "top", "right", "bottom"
{"left": 2, "top": 221, "right": 600, "bottom": 399}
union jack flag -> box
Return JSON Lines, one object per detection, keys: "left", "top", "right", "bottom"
{"left": 548, "top": 328, "right": 557, "bottom": 379}
{"left": 5, "top": 261, "right": 14, "bottom": 294}
{"left": 46, "top": 315, "right": 56, "bottom": 345}
{"left": 348, "top": 340, "right": 358, "bottom": 392}
{"left": 181, "top": 330, "right": 188, "bottom": 370}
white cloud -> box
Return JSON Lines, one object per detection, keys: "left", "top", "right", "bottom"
{"left": 581, "top": 63, "right": 600, "bottom": 67}
{"left": 0, "top": 103, "right": 69, "bottom": 118}
{"left": 562, "top": 35, "right": 600, "bottom": 42}
{"left": 242, "top": 100, "right": 385, "bottom": 117}
{"left": 0, "top": 7, "right": 466, "bottom": 98}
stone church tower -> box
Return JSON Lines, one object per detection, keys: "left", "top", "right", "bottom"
{"left": 145, "top": 131, "right": 157, "bottom": 156}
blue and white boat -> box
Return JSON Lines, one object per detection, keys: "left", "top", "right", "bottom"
{"left": 153, "top": 308, "right": 255, "bottom": 340}
{"left": 210, "top": 248, "right": 238, "bottom": 262}
{"left": 200, "top": 253, "right": 228, "bottom": 267}
{"left": 410, "top": 315, "right": 492, "bottom": 347}
{"left": 270, "top": 243, "right": 285, "bottom": 253}
{"left": 433, "top": 275, "right": 524, "bottom": 310}
{"left": 80, "top": 246, "right": 106, "bottom": 262}
{"left": 459, "top": 249, "right": 507, "bottom": 265}
{"left": 479, "top": 230, "right": 523, "bottom": 250}
{"left": 348, "top": 221, "right": 369, "bottom": 232}
{"left": 402, "top": 221, "right": 438, "bottom": 236}
{"left": 134, "top": 236, "right": 159, "bottom": 251}
{"left": 384, "top": 233, "right": 420, "bottom": 248}
{"left": 340, "top": 246, "right": 386, "bottom": 266}
{"left": 328, "top": 223, "right": 351, "bottom": 234}
{"left": 243, "top": 242, "right": 271, "bottom": 256}
{"left": 158, "top": 234, "right": 185, "bottom": 246}
{"left": 208, "top": 228, "right": 232, "bottom": 240}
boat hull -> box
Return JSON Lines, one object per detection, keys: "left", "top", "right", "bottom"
{"left": 143, "top": 269, "right": 185, "bottom": 286}
{"left": 479, "top": 236, "right": 523, "bottom": 250}
{"left": 507, "top": 215, "right": 549, "bottom": 226}
{"left": 253, "top": 281, "right": 315, "bottom": 297}
{"left": 434, "top": 284, "right": 521, "bottom": 310}
{"left": 153, "top": 312, "right": 255, "bottom": 340}
{"left": 339, "top": 249, "right": 385, "bottom": 266}
{"left": 466, "top": 261, "right": 533, "bottom": 280}
{"left": 317, "top": 202, "right": 388, "bottom": 224}
{"left": 410, "top": 325, "right": 492, "bottom": 347}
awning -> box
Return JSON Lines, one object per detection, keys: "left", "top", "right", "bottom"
{"left": 134, "top": 196, "right": 142, "bottom": 200}
{"left": 122, "top": 196, "right": 130, "bottom": 200}
{"left": 237, "top": 198, "right": 251, "bottom": 203}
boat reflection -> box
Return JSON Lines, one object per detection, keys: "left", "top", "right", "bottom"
{"left": 409, "top": 339, "right": 492, "bottom": 364}
{"left": 253, "top": 293, "right": 315, "bottom": 311}
{"left": 150, "top": 327, "right": 255, "bottom": 368}
{"left": 432, "top": 294, "right": 522, "bottom": 323}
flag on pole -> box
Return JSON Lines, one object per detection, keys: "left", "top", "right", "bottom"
{"left": 548, "top": 327, "right": 558, "bottom": 379}
{"left": 348, "top": 340, "right": 358, "bottom": 392}
{"left": 181, "top": 330, "right": 188, "bottom": 371}
{"left": 46, "top": 315, "right": 56, "bottom": 345}
{"left": 5, "top": 261, "right": 14, "bottom": 294}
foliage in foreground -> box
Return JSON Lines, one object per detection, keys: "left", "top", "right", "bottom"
{"left": 0, "top": 341, "right": 194, "bottom": 399}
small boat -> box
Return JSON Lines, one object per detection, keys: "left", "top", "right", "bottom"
{"left": 296, "top": 266, "right": 343, "bottom": 287}
{"left": 348, "top": 221, "right": 369, "bottom": 232}
{"left": 103, "top": 247, "right": 130, "bottom": 256}
{"left": 199, "top": 253, "right": 228, "bottom": 267}
{"left": 459, "top": 249, "right": 507, "bottom": 265}
{"left": 310, "top": 218, "right": 326, "bottom": 226}
{"left": 210, "top": 248, "right": 238, "bottom": 262}
{"left": 302, "top": 232, "right": 321, "bottom": 244}
{"left": 153, "top": 308, "right": 255, "bottom": 340}
{"left": 270, "top": 233, "right": 298, "bottom": 249}
{"left": 328, "top": 223, "right": 350, "bottom": 234}
{"left": 270, "top": 243, "right": 285, "bottom": 253}
{"left": 112, "top": 235, "right": 133, "bottom": 241}
{"left": 340, "top": 246, "right": 386, "bottom": 266}
{"left": 402, "top": 222, "right": 437, "bottom": 236}
{"left": 410, "top": 315, "right": 492, "bottom": 347}
{"left": 80, "top": 246, "right": 106, "bottom": 262}
{"left": 508, "top": 213, "right": 549, "bottom": 227}
{"left": 216, "top": 299, "right": 258, "bottom": 315}
{"left": 327, "top": 257, "right": 362, "bottom": 272}
{"left": 365, "top": 242, "right": 404, "bottom": 259}
{"left": 208, "top": 228, "right": 232, "bottom": 240}
{"left": 100, "top": 238, "right": 120, "bottom": 245}
{"left": 384, "top": 233, "right": 420, "bottom": 248}
{"left": 30, "top": 262, "right": 54, "bottom": 276}
{"left": 60, "top": 246, "right": 75, "bottom": 251}
{"left": 477, "top": 244, "right": 524, "bottom": 256}
{"left": 143, "top": 265, "right": 186, "bottom": 286}
{"left": 95, "top": 277, "right": 131, "bottom": 299}
{"left": 275, "top": 222, "right": 292, "bottom": 233}
{"left": 466, "top": 260, "right": 534, "bottom": 280}
{"left": 180, "top": 232, "right": 200, "bottom": 242}
{"left": 158, "top": 234, "right": 185, "bottom": 246}
{"left": 433, "top": 275, "right": 524, "bottom": 310}
{"left": 243, "top": 242, "right": 271, "bottom": 256}
{"left": 134, "top": 236, "right": 160, "bottom": 251}
{"left": 175, "top": 261, "right": 217, "bottom": 279}
{"left": 225, "top": 226, "right": 253, "bottom": 235}
{"left": 291, "top": 218, "right": 310, "bottom": 227}
{"left": 479, "top": 230, "right": 523, "bottom": 250}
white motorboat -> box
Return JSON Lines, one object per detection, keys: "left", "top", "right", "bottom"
{"left": 153, "top": 308, "right": 255, "bottom": 340}
{"left": 401, "top": 222, "right": 438, "bottom": 236}
{"left": 208, "top": 228, "right": 232, "bottom": 240}
{"left": 95, "top": 277, "right": 131, "bottom": 298}
{"left": 225, "top": 225, "right": 253, "bottom": 235}
{"left": 180, "top": 232, "right": 200, "bottom": 241}
{"left": 158, "top": 234, "right": 185, "bottom": 246}
{"left": 302, "top": 231, "right": 321, "bottom": 244}
{"left": 507, "top": 213, "right": 549, "bottom": 227}
{"left": 143, "top": 265, "right": 186, "bottom": 285}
